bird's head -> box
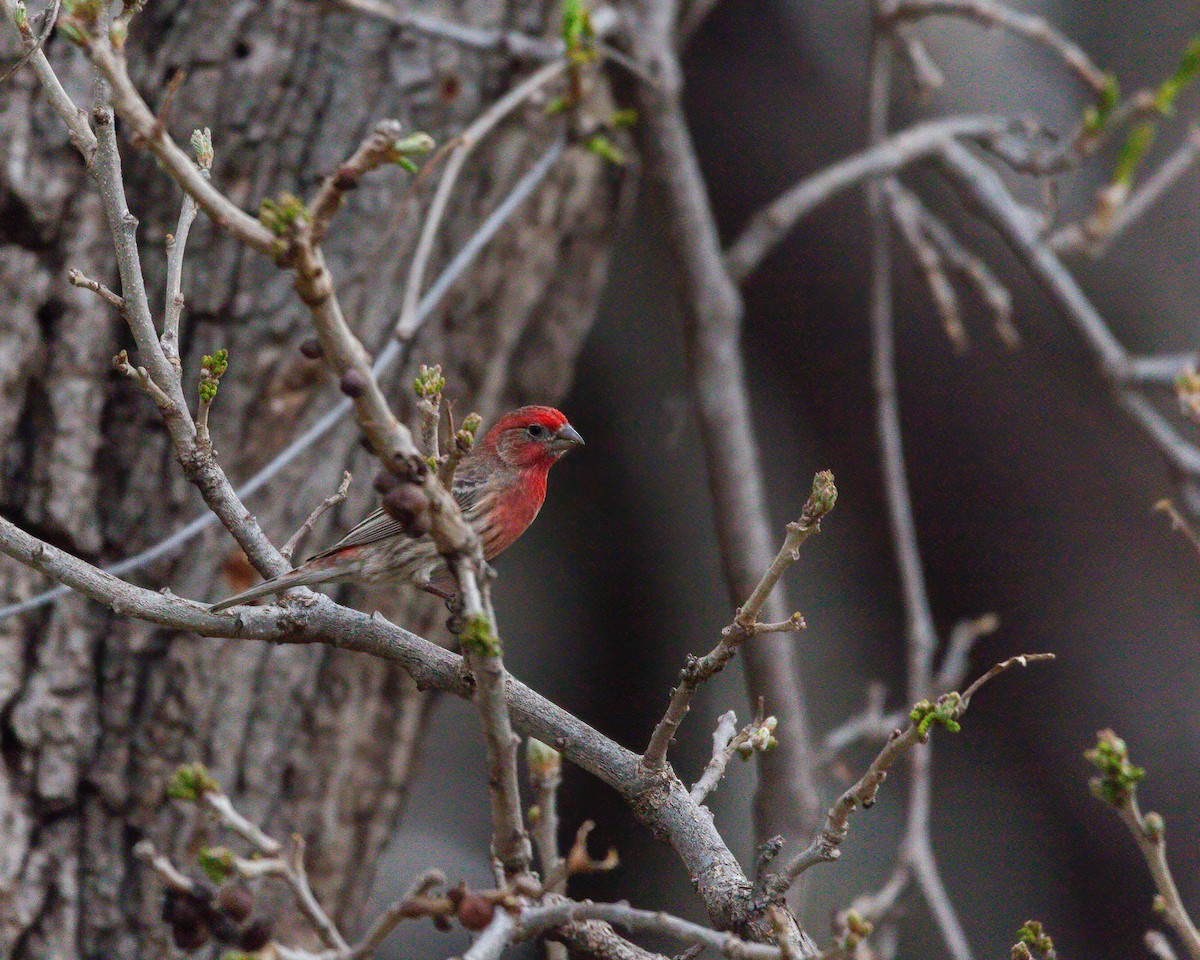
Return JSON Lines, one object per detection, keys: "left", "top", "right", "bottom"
{"left": 483, "top": 406, "right": 584, "bottom": 470}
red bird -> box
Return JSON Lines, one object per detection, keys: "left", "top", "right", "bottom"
{"left": 211, "top": 406, "right": 583, "bottom": 611}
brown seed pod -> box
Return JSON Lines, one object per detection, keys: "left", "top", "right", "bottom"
{"left": 217, "top": 884, "right": 254, "bottom": 923}
{"left": 171, "top": 918, "right": 211, "bottom": 951}
{"left": 339, "top": 369, "right": 367, "bottom": 398}
{"left": 381, "top": 484, "right": 429, "bottom": 533}
{"left": 456, "top": 893, "right": 495, "bottom": 932}
{"left": 299, "top": 337, "right": 323, "bottom": 359}
{"left": 373, "top": 470, "right": 400, "bottom": 495}
{"left": 238, "top": 917, "right": 274, "bottom": 951}
{"left": 162, "top": 888, "right": 212, "bottom": 927}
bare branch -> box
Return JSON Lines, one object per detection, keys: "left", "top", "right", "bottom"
{"left": 691, "top": 712, "right": 779, "bottom": 804}
{"left": 1050, "top": 127, "right": 1200, "bottom": 257}
{"left": 395, "top": 58, "right": 568, "bottom": 342}
{"left": 1154, "top": 499, "right": 1200, "bottom": 560}
{"left": 769, "top": 653, "right": 1054, "bottom": 892}
{"left": 132, "top": 839, "right": 198, "bottom": 893}
{"left": 725, "top": 116, "right": 1010, "bottom": 283}
{"left": 162, "top": 128, "right": 212, "bottom": 361}
{"left": 690, "top": 710, "right": 740, "bottom": 804}
{"left": 885, "top": 177, "right": 967, "bottom": 352}
{"left": 0, "top": 0, "right": 95, "bottom": 157}
{"left": 453, "top": 565, "right": 533, "bottom": 881}
{"left": 633, "top": 0, "right": 825, "bottom": 852}
{"left": 0, "top": 514, "right": 766, "bottom": 940}
{"left": 112, "top": 348, "right": 177, "bottom": 414}
{"left": 87, "top": 42, "right": 276, "bottom": 254}
{"left": 884, "top": 0, "right": 1108, "bottom": 94}
{"left": 642, "top": 472, "right": 833, "bottom": 771}
{"left": 280, "top": 471, "right": 353, "bottom": 562}
{"left": 814, "top": 683, "right": 903, "bottom": 768}
{"left": 934, "top": 612, "right": 1000, "bottom": 692}
{"left": 938, "top": 140, "right": 1200, "bottom": 482}
{"left": 527, "top": 739, "right": 565, "bottom": 892}
{"left": 1147, "top": 931, "right": 1181, "bottom": 960}
{"left": 344, "top": 870, "right": 448, "bottom": 960}
{"left": 328, "top": 0, "right": 563, "bottom": 61}
{"left": 308, "top": 119, "right": 433, "bottom": 244}
{"left": 68, "top": 267, "right": 125, "bottom": 312}
{"left": 886, "top": 181, "right": 1017, "bottom": 348}
{"left": 517, "top": 900, "right": 781, "bottom": 960}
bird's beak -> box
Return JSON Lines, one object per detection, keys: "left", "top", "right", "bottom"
{"left": 551, "top": 423, "right": 585, "bottom": 452}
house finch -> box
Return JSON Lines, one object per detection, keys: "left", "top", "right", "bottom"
{"left": 210, "top": 406, "right": 583, "bottom": 611}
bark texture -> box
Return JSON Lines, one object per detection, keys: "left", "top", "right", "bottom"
{"left": 0, "top": 1, "right": 625, "bottom": 955}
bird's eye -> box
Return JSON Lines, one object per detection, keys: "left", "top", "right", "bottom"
{"left": 526, "top": 424, "right": 546, "bottom": 438}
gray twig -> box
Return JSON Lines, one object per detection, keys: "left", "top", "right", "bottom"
{"left": 641, "top": 476, "right": 831, "bottom": 772}
{"left": 280, "top": 471, "right": 353, "bottom": 562}
{"left": 725, "top": 115, "right": 1011, "bottom": 283}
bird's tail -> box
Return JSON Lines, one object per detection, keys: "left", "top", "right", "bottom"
{"left": 209, "top": 562, "right": 342, "bottom": 612}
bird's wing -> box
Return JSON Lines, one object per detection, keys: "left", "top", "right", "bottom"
{"left": 306, "top": 462, "right": 500, "bottom": 562}
{"left": 306, "top": 508, "right": 408, "bottom": 561}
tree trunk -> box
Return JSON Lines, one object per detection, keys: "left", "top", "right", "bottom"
{"left": 0, "top": 1, "right": 626, "bottom": 955}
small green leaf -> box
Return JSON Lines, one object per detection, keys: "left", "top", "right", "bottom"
{"left": 1085, "top": 728, "right": 1145, "bottom": 806}
{"left": 166, "top": 762, "right": 221, "bottom": 801}
{"left": 610, "top": 109, "right": 638, "bottom": 129}
{"left": 197, "top": 846, "right": 235, "bottom": 884}
{"left": 585, "top": 134, "right": 625, "bottom": 166}
{"left": 1112, "top": 122, "right": 1154, "bottom": 187}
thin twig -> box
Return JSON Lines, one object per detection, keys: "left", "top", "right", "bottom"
{"left": 886, "top": 181, "right": 1017, "bottom": 348}
{"left": 327, "top": 0, "right": 562, "bottom": 61}
{"left": 204, "top": 793, "right": 349, "bottom": 952}
{"left": 528, "top": 740, "right": 565, "bottom": 893}
{"left": 725, "top": 115, "right": 1011, "bottom": 283}
{"left": 642, "top": 473, "right": 832, "bottom": 771}
{"left": 68, "top": 267, "right": 125, "bottom": 312}
{"left": 814, "top": 683, "right": 902, "bottom": 768}
{"left": 516, "top": 900, "right": 781, "bottom": 960}
{"left": 1117, "top": 795, "right": 1200, "bottom": 960}
{"left": 0, "top": 0, "right": 95, "bottom": 157}
{"left": 769, "top": 653, "right": 1054, "bottom": 892}
{"left": 280, "top": 471, "right": 353, "bottom": 562}
{"left": 88, "top": 42, "right": 276, "bottom": 254}
{"left": 1050, "top": 127, "right": 1200, "bottom": 257}
{"left": 132, "top": 839, "right": 197, "bottom": 893}
{"left": 884, "top": 0, "right": 1108, "bottom": 94}
{"left": 394, "top": 58, "right": 568, "bottom": 341}
{"left": 884, "top": 177, "right": 967, "bottom": 352}
{"left": 453, "top": 563, "right": 533, "bottom": 881}
{"left": 344, "top": 870, "right": 448, "bottom": 960}
{"left": 162, "top": 129, "right": 211, "bottom": 362}
{"left": 690, "top": 710, "right": 740, "bottom": 803}
{"left": 633, "top": 0, "right": 825, "bottom": 863}
{"left": 0, "top": 0, "right": 58, "bottom": 83}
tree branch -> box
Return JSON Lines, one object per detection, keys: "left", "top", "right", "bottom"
{"left": 768, "top": 654, "right": 1054, "bottom": 893}
{"left": 725, "top": 115, "right": 1010, "bottom": 283}
{"left": 642, "top": 472, "right": 833, "bottom": 771}
{"left": 633, "top": 2, "right": 824, "bottom": 845}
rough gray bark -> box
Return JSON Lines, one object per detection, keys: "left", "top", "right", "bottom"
{"left": 0, "top": 1, "right": 625, "bottom": 955}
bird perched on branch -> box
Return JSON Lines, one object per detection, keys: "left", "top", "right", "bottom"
{"left": 210, "top": 406, "right": 583, "bottom": 611}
